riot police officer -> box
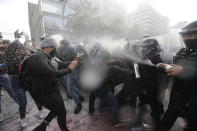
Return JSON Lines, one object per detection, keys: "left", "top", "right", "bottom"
{"left": 160, "top": 20, "right": 197, "bottom": 131}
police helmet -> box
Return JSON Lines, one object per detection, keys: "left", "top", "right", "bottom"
{"left": 180, "top": 20, "right": 197, "bottom": 48}
{"left": 180, "top": 20, "right": 197, "bottom": 35}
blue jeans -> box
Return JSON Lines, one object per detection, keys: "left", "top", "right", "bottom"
{"left": 0, "top": 74, "right": 27, "bottom": 119}
{"left": 58, "top": 76, "right": 70, "bottom": 97}
{"left": 60, "top": 69, "right": 81, "bottom": 104}
{"left": 99, "top": 92, "right": 119, "bottom": 125}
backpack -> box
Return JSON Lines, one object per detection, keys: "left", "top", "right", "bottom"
{"left": 18, "top": 56, "right": 32, "bottom": 91}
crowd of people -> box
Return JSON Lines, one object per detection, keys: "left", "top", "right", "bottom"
{"left": 0, "top": 20, "right": 197, "bottom": 131}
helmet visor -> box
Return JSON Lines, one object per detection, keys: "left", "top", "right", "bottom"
{"left": 182, "top": 33, "right": 197, "bottom": 40}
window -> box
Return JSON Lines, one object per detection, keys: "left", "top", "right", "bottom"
{"left": 64, "top": 7, "right": 75, "bottom": 16}
{"left": 42, "top": 15, "right": 63, "bottom": 30}
{"left": 42, "top": 0, "right": 63, "bottom": 15}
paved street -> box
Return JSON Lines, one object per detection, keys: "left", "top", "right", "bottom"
{"left": 0, "top": 88, "right": 183, "bottom": 131}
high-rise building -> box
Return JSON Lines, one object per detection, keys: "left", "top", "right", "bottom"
{"left": 28, "top": 0, "right": 78, "bottom": 48}
{"left": 128, "top": 1, "right": 169, "bottom": 37}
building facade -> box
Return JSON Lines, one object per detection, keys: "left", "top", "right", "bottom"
{"left": 28, "top": 0, "right": 78, "bottom": 48}
{"left": 128, "top": 1, "right": 169, "bottom": 37}
{"left": 29, "top": 0, "right": 128, "bottom": 47}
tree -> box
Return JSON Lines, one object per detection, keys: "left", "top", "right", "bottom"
{"left": 65, "top": 0, "right": 104, "bottom": 39}
{"left": 65, "top": 0, "right": 131, "bottom": 40}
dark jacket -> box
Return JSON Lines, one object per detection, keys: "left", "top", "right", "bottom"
{"left": 19, "top": 50, "right": 71, "bottom": 95}
{"left": 173, "top": 48, "right": 197, "bottom": 85}
{"left": 91, "top": 65, "right": 134, "bottom": 98}
{"left": 57, "top": 44, "right": 77, "bottom": 62}
{"left": 89, "top": 65, "right": 135, "bottom": 112}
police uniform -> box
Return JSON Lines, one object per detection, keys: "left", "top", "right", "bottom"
{"left": 160, "top": 21, "right": 197, "bottom": 131}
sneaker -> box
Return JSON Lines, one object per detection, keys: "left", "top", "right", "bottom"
{"left": 74, "top": 103, "right": 82, "bottom": 114}
{"left": 113, "top": 122, "right": 125, "bottom": 128}
{"left": 38, "top": 110, "right": 45, "bottom": 119}
{"left": 20, "top": 118, "right": 29, "bottom": 128}
{"left": 143, "top": 123, "right": 153, "bottom": 129}
{"left": 0, "top": 113, "right": 3, "bottom": 122}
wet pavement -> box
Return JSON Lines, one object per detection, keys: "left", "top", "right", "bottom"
{"left": 0, "top": 88, "right": 183, "bottom": 131}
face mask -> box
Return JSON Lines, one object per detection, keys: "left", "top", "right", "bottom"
{"left": 184, "top": 39, "right": 197, "bottom": 49}
{"left": 50, "top": 48, "right": 57, "bottom": 57}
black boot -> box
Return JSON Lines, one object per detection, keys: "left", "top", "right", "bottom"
{"left": 74, "top": 103, "right": 82, "bottom": 114}
{"left": 32, "top": 123, "right": 47, "bottom": 131}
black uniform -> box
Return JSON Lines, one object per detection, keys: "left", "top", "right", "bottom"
{"left": 160, "top": 20, "right": 197, "bottom": 131}
{"left": 133, "top": 38, "right": 164, "bottom": 127}
{"left": 160, "top": 48, "right": 197, "bottom": 131}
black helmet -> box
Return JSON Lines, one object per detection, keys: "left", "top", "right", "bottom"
{"left": 142, "top": 38, "right": 159, "bottom": 47}
{"left": 180, "top": 20, "right": 197, "bottom": 49}
{"left": 180, "top": 20, "right": 197, "bottom": 35}
{"left": 140, "top": 38, "right": 162, "bottom": 59}
{"left": 141, "top": 35, "right": 151, "bottom": 39}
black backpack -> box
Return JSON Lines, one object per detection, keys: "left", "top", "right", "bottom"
{"left": 18, "top": 57, "right": 32, "bottom": 91}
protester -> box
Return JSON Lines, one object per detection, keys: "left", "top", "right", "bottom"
{"left": 88, "top": 65, "right": 123, "bottom": 127}
{"left": 0, "top": 40, "right": 31, "bottom": 127}
{"left": 19, "top": 37, "right": 78, "bottom": 131}
{"left": 57, "top": 39, "right": 84, "bottom": 114}
{"left": 88, "top": 44, "right": 126, "bottom": 127}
